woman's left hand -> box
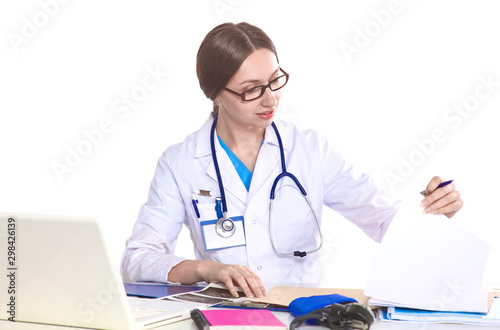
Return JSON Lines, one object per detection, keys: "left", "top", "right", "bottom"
{"left": 420, "top": 176, "right": 463, "bottom": 218}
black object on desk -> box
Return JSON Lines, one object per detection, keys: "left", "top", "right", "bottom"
{"left": 190, "top": 308, "right": 210, "bottom": 330}
{"left": 290, "top": 303, "right": 375, "bottom": 330}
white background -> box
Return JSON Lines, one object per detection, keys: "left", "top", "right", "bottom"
{"left": 1, "top": 0, "right": 499, "bottom": 289}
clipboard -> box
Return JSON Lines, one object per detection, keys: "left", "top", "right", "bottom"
{"left": 212, "top": 300, "right": 289, "bottom": 312}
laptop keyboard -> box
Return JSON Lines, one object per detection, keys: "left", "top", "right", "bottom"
{"left": 130, "top": 306, "right": 169, "bottom": 320}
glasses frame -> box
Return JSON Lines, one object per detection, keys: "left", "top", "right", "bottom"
{"left": 223, "top": 68, "right": 289, "bottom": 101}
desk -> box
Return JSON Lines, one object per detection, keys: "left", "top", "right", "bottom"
{"left": 3, "top": 313, "right": 500, "bottom": 330}
{"left": 3, "top": 283, "right": 498, "bottom": 330}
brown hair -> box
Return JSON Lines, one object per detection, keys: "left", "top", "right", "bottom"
{"left": 196, "top": 22, "right": 278, "bottom": 113}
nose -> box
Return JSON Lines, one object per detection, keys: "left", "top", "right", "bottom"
{"left": 261, "top": 86, "right": 279, "bottom": 107}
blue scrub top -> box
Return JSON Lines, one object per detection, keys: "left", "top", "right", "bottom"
{"left": 217, "top": 135, "right": 263, "bottom": 191}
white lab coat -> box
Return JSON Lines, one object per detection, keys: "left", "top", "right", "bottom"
{"left": 121, "top": 115, "right": 400, "bottom": 284}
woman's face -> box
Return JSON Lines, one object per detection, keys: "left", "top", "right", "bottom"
{"left": 217, "top": 48, "right": 282, "bottom": 131}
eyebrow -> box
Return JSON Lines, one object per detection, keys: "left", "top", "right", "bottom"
{"left": 239, "top": 68, "right": 280, "bottom": 86}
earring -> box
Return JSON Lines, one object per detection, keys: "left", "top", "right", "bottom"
{"left": 212, "top": 100, "right": 221, "bottom": 116}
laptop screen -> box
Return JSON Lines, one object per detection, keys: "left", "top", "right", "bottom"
{"left": 0, "top": 212, "right": 135, "bottom": 329}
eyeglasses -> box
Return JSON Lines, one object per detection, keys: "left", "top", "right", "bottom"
{"left": 223, "top": 68, "right": 289, "bottom": 101}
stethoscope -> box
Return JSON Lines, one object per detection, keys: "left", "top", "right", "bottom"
{"left": 210, "top": 116, "right": 323, "bottom": 257}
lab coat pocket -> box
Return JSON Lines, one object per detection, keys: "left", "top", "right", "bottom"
{"left": 196, "top": 202, "right": 217, "bottom": 221}
{"left": 196, "top": 204, "right": 246, "bottom": 252}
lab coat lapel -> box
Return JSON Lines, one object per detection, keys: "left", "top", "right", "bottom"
{"left": 208, "top": 142, "right": 248, "bottom": 206}
{"left": 248, "top": 120, "right": 289, "bottom": 201}
{"left": 196, "top": 116, "right": 248, "bottom": 206}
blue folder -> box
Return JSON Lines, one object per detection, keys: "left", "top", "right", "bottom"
{"left": 124, "top": 282, "right": 203, "bottom": 298}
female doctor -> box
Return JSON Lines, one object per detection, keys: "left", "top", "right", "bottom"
{"left": 121, "top": 22, "right": 463, "bottom": 299}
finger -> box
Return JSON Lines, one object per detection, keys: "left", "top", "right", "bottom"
{"left": 255, "top": 277, "right": 267, "bottom": 297}
{"left": 231, "top": 271, "right": 254, "bottom": 298}
{"left": 422, "top": 185, "right": 454, "bottom": 213}
{"left": 421, "top": 182, "right": 455, "bottom": 209}
{"left": 424, "top": 176, "right": 443, "bottom": 196}
{"left": 219, "top": 274, "right": 241, "bottom": 298}
{"left": 423, "top": 189, "right": 459, "bottom": 214}
{"left": 434, "top": 200, "right": 463, "bottom": 216}
{"left": 216, "top": 265, "right": 245, "bottom": 298}
{"left": 211, "top": 264, "right": 266, "bottom": 298}
{"left": 241, "top": 271, "right": 266, "bottom": 298}
{"left": 217, "top": 265, "right": 253, "bottom": 298}
{"left": 231, "top": 267, "right": 264, "bottom": 298}
{"left": 226, "top": 283, "right": 241, "bottom": 298}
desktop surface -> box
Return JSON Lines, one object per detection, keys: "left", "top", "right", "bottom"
{"left": 4, "top": 312, "right": 500, "bottom": 330}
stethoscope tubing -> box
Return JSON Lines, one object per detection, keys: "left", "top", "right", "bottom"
{"left": 269, "top": 122, "right": 307, "bottom": 199}
{"left": 210, "top": 115, "right": 323, "bottom": 256}
{"left": 210, "top": 116, "right": 229, "bottom": 219}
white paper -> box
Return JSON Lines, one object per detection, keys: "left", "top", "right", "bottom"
{"left": 364, "top": 199, "right": 491, "bottom": 313}
{"left": 485, "top": 298, "right": 500, "bottom": 319}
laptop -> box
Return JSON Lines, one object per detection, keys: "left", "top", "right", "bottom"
{"left": 0, "top": 212, "right": 206, "bottom": 329}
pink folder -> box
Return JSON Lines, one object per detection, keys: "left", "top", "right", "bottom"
{"left": 201, "top": 309, "right": 286, "bottom": 328}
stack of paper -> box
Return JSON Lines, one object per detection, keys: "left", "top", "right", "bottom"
{"left": 364, "top": 200, "right": 495, "bottom": 324}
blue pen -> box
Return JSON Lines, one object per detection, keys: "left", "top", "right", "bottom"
{"left": 191, "top": 194, "right": 200, "bottom": 218}
{"left": 420, "top": 180, "right": 454, "bottom": 196}
{"left": 215, "top": 197, "right": 223, "bottom": 220}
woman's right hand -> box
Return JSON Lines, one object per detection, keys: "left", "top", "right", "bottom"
{"left": 168, "top": 260, "right": 266, "bottom": 298}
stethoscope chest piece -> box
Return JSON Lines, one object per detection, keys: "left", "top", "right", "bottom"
{"left": 216, "top": 217, "right": 236, "bottom": 237}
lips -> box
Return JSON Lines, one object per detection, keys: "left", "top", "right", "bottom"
{"left": 256, "top": 110, "right": 274, "bottom": 118}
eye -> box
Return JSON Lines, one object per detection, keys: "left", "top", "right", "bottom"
{"left": 243, "top": 85, "right": 261, "bottom": 93}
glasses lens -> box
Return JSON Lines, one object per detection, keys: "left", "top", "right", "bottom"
{"left": 243, "top": 87, "right": 264, "bottom": 101}
{"left": 270, "top": 74, "right": 288, "bottom": 91}
{"left": 241, "top": 71, "right": 289, "bottom": 101}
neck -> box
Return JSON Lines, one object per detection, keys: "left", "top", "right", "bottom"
{"left": 216, "top": 117, "right": 266, "bottom": 151}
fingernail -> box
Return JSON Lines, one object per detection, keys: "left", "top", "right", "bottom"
{"left": 423, "top": 207, "right": 431, "bottom": 214}
{"left": 420, "top": 200, "right": 429, "bottom": 207}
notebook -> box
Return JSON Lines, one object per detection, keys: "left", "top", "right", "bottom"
{"left": 0, "top": 212, "right": 206, "bottom": 329}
